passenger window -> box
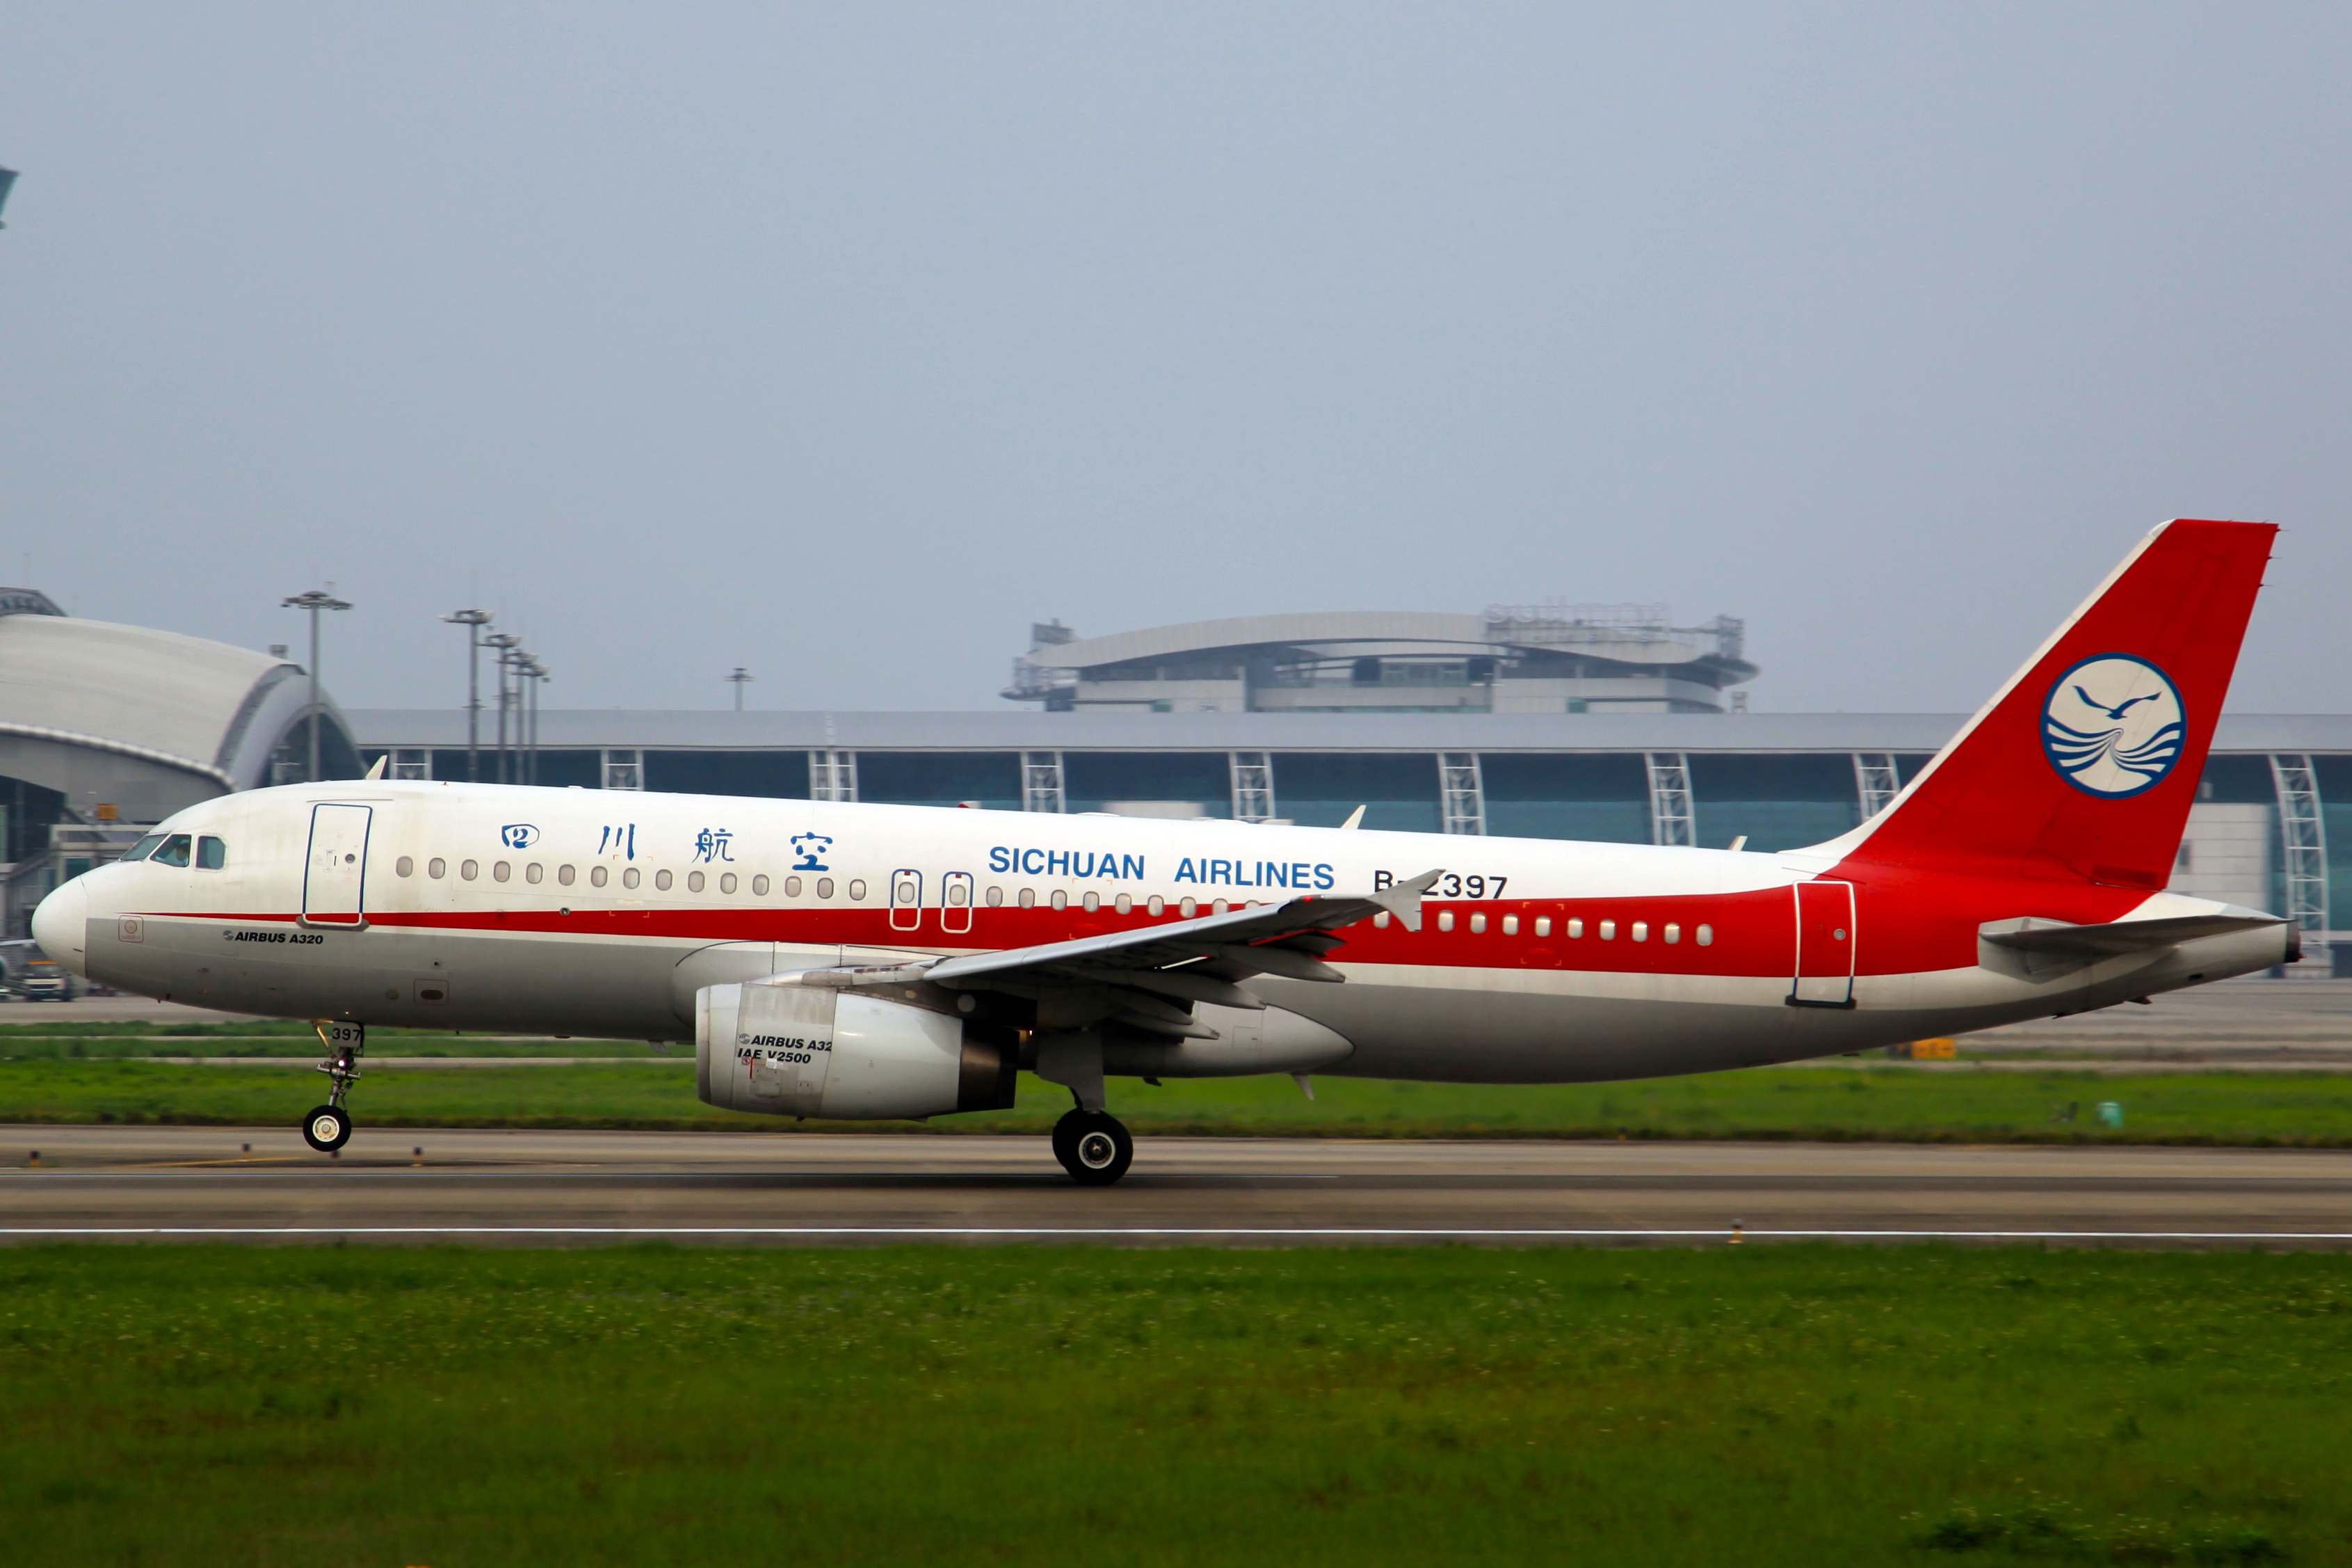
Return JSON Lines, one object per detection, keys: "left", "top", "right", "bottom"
{"left": 1632, "top": 921, "right": 1648, "bottom": 942}
{"left": 152, "top": 834, "right": 193, "bottom": 868}
{"left": 1211, "top": 899, "right": 1229, "bottom": 916}
{"left": 428, "top": 858, "right": 446, "bottom": 879}
{"left": 1374, "top": 910, "right": 1391, "bottom": 928}
{"left": 654, "top": 868, "right": 673, "bottom": 891}
{"left": 120, "top": 834, "right": 167, "bottom": 862}
{"left": 1437, "top": 912, "right": 1455, "bottom": 932}
{"left": 1664, "top": 923, "right": 1681, "bottom": 944}
{"left": 1180, "top": 898, "right": 1197, "bottom": 917}
{"left": 1147, "top": 896, "right": 1164, "bottom": 916}
{"left": 1469, "top": 914, "right": 1486, "bottom": 934}
{"left": 493, "top": 862, "right": 510, "bottom": 882}
{"left": 720, "top": 873, "right": 738, "bottom": 894}
{"left": 816, "top": 877, "right": 834, "bottom": 898}
{"left": 786, "top": 875, "right": 803, "bottom": 897}
{"left": 461, "top": 859, "right": 480, "bottom": 880}
{"left": 1503, "top": 914, "right": 1519, "bottom": 935}
{"left": 1697, "top": 923, "right": 1714, "bottom": 946}
{"left": 752, "top": 874, "right": 770, "bottom": 896}
{"left": 1019, "top": 888, "right": 1036, "bottom": 908}
{"left": 525, "top": 864, "right": 545, "bottom": 885}
{"left": 1568, "top": 918, "right": 1584, "bottom": 938}
{"left": 985, "top": 885, "right": 1002, "bottom": 906}
{"left": 622, "top": 867, "right": 641, "bottom": 889}
{"left": 556, "top": 864, "right": 575, "bottom": 886}
{"left": 688, "top": 871, "right": 705, "bottom": 893}
{"left": 1051, "top": 890, "right": 1069, "bottom": 911}
{"left": 197, "top": 836, "right": 227, "bottom": 870}
{"left": 1535, "top": 917, "right": 1550, "bottom": 937}
{"left": 589, "top": 866, "right": 607, "bottom": 888}
{"left": 947, "top": 881, "right": 969, "bottom": 906}
{"left": 395, "top": 856, "right": 414, "bottom": 878}
{"left": 1082, "top": 891, "right": 1099, "bottom": 912}
{"left": 848, "top": 880, "right": 867, "bottom": 900}
{"left": 1600, "top": 919, "right": 1616, "bottom": 941}
{"left": 1115, "top": 894, "right": 1131, "bottom": 914}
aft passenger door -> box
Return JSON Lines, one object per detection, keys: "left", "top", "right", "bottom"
{"left": 1789, "top": 880, "right": 1854, "bottom": 1008}
{"left": 303, "top": 804, "right": 373, "bottom": 928}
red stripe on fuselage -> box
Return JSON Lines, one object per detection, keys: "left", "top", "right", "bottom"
{"left": 161, "top": 875, "right": 2089, "bottom": 980}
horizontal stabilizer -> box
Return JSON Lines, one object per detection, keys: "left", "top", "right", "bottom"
{"left": 1979, "top": 910, "right": 2285, "bottom": 960}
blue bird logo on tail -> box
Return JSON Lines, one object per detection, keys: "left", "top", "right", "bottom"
{"left": 2042, "top": 655, "right": 2185, "bottom": 798}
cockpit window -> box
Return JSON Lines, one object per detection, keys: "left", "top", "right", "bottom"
{"left": 196, "top": 836, "right": 227, "bottom": 870}
{"left": 120, "top": 834, "right": 167, "bottom": 863}
{"left": 150, "top": 834, "right": 193, "bottom": 868}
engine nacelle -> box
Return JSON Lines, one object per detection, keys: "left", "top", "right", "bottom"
{"left": 697, "top": 979, "right": 1018, "bottom": 1120}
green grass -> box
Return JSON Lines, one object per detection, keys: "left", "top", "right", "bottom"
{"left": 0, "top": 1030, "right": 654, "bottom": 1059}
{"left": 1, "top": 1246, "right": 2346, "bottom": 1565}
{"left": 0, "top": 1017, "right": 504, "bottom": 1038}
{"left": 5, "top": 1058, "right": 2352, "bottom": 1145}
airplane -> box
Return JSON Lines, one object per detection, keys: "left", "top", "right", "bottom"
{"left": 32, "top": 519, "right": 2294, "bottom": 1183}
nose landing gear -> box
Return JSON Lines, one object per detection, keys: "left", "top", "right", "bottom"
{"left": 301, "top": 1021, "right": 364, "bottom": 1153}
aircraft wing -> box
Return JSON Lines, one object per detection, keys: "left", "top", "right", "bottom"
{"left": 800, "top": 869, "right": 1442, "bottom": 1037}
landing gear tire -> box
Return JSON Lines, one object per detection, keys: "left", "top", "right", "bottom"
{"left": 1052, "top": 1110, "right": 1133, "bottom": 1186}
{"left": 302, "top": 1104, "right": 352, "bottom": 1153}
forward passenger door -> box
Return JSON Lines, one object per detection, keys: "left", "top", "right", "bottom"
{"left": 303, "top": 804, "right": 373, "bottom": 928}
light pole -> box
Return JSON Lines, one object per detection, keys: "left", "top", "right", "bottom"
{"left": 727, "top": 666, "right": 752, "bottom": 711}
{"left": 442, "top": 608, "right": 493, "bottom": 782}
{"left": 520, "top": 655, "right": 549, "bottom": 785}
{"left": 485, "top": 633, "right": 522, "bottom": 784}
{"left": 281, "top": 588, "right": 353, "bottom": 783}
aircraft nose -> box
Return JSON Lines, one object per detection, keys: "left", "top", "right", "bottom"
{"left": 31, "top": 877, "right": 90, "bottom": 976}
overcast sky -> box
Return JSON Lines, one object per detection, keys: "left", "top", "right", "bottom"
{"left": 3, "top": 4, "right": 2345, "bottom": 716}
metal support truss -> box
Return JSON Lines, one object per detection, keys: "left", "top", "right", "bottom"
{"left": 1230, "top": 750, "right": 1275, "bottom": 824}
{"left": 1437, "top": 752, "right": 1486, "bottom": 836}
{"left": 1853, "top": 752, "right": 1901, "bottom": 819}
{"left": 1021, "top": 751, "right": 1066, "bottom": 814}
{"left": 2269, "top": 752, "right": 2330, "bottom": 976}
{"left": 1644, "top": 752, "right": 1695, "bottom": 848}
{"left": 809, "top": 750, "right": 858, "bottom": 804}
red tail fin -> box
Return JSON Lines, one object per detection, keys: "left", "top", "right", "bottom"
{"left": 1826, "top": 519, "right": 2276, "bottom": 889}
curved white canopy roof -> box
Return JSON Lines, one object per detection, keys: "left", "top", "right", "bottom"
{"left": 0, "top": 611, "right": 341, "bottom": 791}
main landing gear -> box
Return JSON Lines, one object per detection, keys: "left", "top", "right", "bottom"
{"left": 1052, "top": 1108, "right": 1134, "bottom": 1186}
{"left": 301, "top": 1021, "right": 363, "bottom": 1153}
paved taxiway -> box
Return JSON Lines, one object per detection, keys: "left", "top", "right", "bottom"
{"left": 4, "top": 1127, "right": 2349, "bottom": 1245}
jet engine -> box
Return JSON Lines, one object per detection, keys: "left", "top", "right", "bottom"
{"left": 696, "top": 978, "right": 1018, "bottom": 1120}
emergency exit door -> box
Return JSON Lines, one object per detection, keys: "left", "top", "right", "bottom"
{"left": 889, "top": 868, "right": 923, "bottom": 932}
{"left": 303, "top": 804, "right": 373, "bottom": 928}
{"left": 1789, "top": 880, "right": 1855, "bottom": 1008}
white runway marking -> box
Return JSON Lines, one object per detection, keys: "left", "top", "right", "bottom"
{"left": 4, "top": 1225, "right": 2351, "bottom": 1241}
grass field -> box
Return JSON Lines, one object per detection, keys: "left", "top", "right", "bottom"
{"left": 6, "top": 1056, "right": 2352, "bottom": 1145}
{"left": 2, "top": 1246, "right": 2346, "bottom": 1565}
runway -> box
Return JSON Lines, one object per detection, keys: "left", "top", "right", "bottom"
{"left": 6, "top": 1126, "right": 2351, "bottom": 1245}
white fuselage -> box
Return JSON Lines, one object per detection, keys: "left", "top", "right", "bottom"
{"left": 36, "top": 779, "right": 2288, "bottom": 1084}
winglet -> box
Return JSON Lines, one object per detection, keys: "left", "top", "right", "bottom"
{"left": 1339, "top": 805, "right": 1366, "bottom": 830}
{"left": 1369, "top": 868, "right": 1443, "bottom": 933}
{"left": 364, "top": 754, "right": 389, "bottom": 780}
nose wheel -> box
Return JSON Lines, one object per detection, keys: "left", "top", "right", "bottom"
{"left": 302, "top": 1104, "right": 352, "bottom": 1153}
{"left": 1052, "top": 1109, "right": 1133, "bottom": 1186}
{"left": 302, "top": 1021, "right": 363, "bottom": 1153}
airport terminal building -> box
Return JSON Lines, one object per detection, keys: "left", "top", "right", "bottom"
{"left": 4, "top": 584, "right": 2346, "bottom": 975}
